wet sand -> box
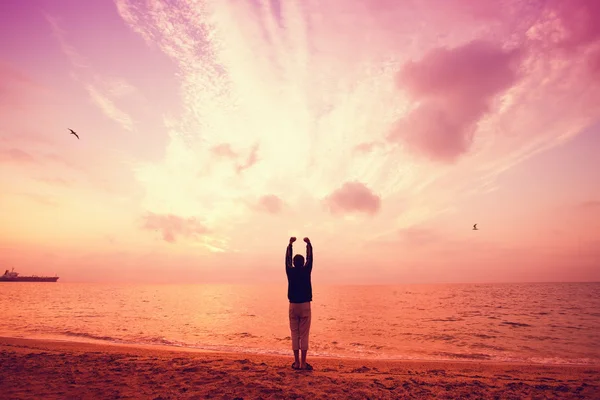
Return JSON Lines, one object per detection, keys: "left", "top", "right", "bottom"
{"left": 1, "top": 337, "right": 598, "bottom": 399}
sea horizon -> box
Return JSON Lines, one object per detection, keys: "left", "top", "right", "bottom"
{"left": 10, "top": 279, "right": 599, "bottom": 285}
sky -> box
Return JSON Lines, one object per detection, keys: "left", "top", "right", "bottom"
{"left": 0, "top": 0, "right": 599, "bottom": 284}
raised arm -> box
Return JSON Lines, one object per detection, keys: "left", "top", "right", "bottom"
{"left": 286, "top": 237, "right": 296, "bottom": 269}
{"left": 304, "top": 237, "right": 313, "bottom": 271}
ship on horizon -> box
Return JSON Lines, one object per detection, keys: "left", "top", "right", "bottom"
{"left": 0, "top": 268, "right": 59, "bottom": 282}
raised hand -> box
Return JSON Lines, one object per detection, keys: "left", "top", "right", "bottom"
{"left": 289, "top": 237, "right": 297, "bottom": 244}
{"left": 303, "top": 237, "right": 310, "bottom": 244}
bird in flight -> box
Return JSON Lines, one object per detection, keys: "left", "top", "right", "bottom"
{"left": 473, "top": 224, "right": 478, "bottom": 230}
{"left": 68, "top": 129, "right": 79, "bottom": 139}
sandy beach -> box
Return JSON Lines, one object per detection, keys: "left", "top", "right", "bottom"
{"left": 0, "top": 337, "right": 598, "bottom": 399}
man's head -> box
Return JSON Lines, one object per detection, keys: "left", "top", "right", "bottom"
{"left": 293, "top": 254, "right": 305, "bottom": 268}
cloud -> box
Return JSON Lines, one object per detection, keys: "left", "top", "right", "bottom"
{"left": 387, "top": 40, "right": 522, "bottom": 163}
{"left": 117, "top": 0, "right": 600, "bottom": 250}
{"left": 211, "top": 143, "right": 260, "bottom": 173}
{"left": 211, "top": 143, "right": 237, "bottom": 158}
{"left": 353, "top": 142, "right": 382, "bottom": 154}
{"left": 45, "top": 14, "right": 136, "bottom": 132}
{"left": 141, "top": 212, "right": 209, "bottom": 243}
{"left": 45, "top": 14, "right": 89, "bottom": 69}
{"left": 449, "top": 0, "right": 509, "bottom": 21}
{"left": 324, "top": 182, "right": 381, "bottom": 216}
{"left": 86, "top": 85, "right": 134, "bottom": 131}
{"left": 550, "top": 0, "right": 600, "bottom": 50}
{"left": 104, "top": 78, "right": 137, "bottom": 98}
{"left": 254, "top": 194, "right": 284, "bottom": 214}
{"left": 0, "top": 148, "right": 36, "bottom": 164}
{"left": 457, "top": 0, "right": 600, "bottom": 51}
{"left": 114, "top": 0, "right": 155, "bottom": 46}
{"left": 235, "top": 144, "right": 260, "bottom": 174}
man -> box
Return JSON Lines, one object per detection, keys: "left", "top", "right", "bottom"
{"left": 285, "top": 236, "right": 313, "bottom": 371}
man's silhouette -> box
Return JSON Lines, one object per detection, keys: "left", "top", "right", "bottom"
{"left": 285, "top": 236, "right": 313, "bottom": 370}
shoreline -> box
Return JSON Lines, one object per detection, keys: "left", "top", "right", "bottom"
{"left": 1, "top": 333, "right": 597, "bottom": 367}
{"left": 2, "top": 337, "right": 599, "bottom": 399}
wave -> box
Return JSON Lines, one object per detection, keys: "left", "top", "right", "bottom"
{"left": 433, "top": 351, "right": 492, "bottom": 361}
{"left": 60, "top": 331, "right": 119, "bottom": 342}
{"left": 3, "top": 330, "right": 598, "bottom": 366}
{"left": 501, "top": 321, "right": 532, "bottom": 328}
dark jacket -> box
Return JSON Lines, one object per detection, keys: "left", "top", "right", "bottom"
{"left": 285, "top": 242, "right": 313, "bottom": 303}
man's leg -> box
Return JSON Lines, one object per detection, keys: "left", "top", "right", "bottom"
{"left": 301, "top": 349, "right": 308, "bottom": 368}
{"left": 289, "top": 304, "right": 301, "bottom": 368}
{"left": 298, "top": 302, "right": 312, "bottom": 369}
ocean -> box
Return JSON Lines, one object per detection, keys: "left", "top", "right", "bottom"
{"left": 1, "top": 282, "right": 598, "bottom": 365}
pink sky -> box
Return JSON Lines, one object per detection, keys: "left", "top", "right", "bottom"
{"left": 1, "top": 0, "right": 599, "bottom": 284}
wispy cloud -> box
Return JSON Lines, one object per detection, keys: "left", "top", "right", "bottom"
{"left": 85, "top": 85, "right": 134, "bottom": 131}
{"left": 0, "top": 148, "right": 37, "bottom": 164}
{"left": 45, "top": 13, "right": 136, "bottom": 132}
{"left": 104, "top": 78, "right": 137, "bottom": 98}
{"left": 45, "top": 14, "right": 89, "bottom": 69}
{"left": 113, "top": 0, "right": 155, "bottom": 46}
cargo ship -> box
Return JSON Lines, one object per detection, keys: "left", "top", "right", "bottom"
{"left": 0, "top": 268, "right": 59, "bottom": 282}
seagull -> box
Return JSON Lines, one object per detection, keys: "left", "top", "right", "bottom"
{"left": 68, "top": 129, "right": 79, "bottom": 140}
{"left": 473, "top": 224, "right": 478, "bottom": 230}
